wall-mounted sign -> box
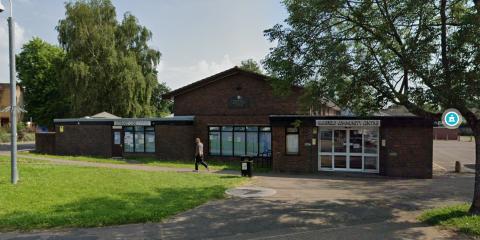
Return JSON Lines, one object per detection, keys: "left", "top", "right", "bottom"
{"left": 316, "top": 120, "right": 381, "bottom": 127}
{"left": 114, "top": 120, "right": 151, "bottom": 126}
{"left": 228, "top": 95, "right": 250, "bottom": 109}
{"left": 59, "top": 126, "right": 64, "bottom": 133}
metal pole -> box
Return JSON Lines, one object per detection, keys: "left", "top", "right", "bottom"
{"left": 8, "top": 5, "right": 18, "bottom": 184}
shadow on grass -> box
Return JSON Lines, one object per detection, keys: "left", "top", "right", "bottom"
{"left": 0, "top": 185, "right": 228, "bottom": 232}
{"left": 421, "top": 210, "right": 469, "bottom": 225}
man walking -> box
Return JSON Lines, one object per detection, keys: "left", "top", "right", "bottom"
{"left": 195, "top": 138, "right": 209, "bottom": 172}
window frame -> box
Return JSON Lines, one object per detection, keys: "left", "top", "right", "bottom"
{"left": 285, "top": 127, "right": 300, "bottom": 155}
{"left": 123, "top": 126, "right": 155, "bottom": 153}
{"left": 207, "top": 125, "right": 271, "bottom": 157}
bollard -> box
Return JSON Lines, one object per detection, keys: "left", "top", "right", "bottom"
{"left": 455, "top": 161, "right": 462, "bottom": 173}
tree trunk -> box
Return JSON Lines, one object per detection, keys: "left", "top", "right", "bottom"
{"left": 469, "top": 127, "right": 480, "bottom": 214}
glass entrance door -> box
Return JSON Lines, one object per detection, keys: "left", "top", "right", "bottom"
{"left": 318, "top": 128, "right": 379, "bottom": 173}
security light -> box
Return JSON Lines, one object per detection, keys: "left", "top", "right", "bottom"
{"left": 0, "top": 2, "right": 5, "bottom": 13}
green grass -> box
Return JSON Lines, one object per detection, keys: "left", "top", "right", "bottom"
{"left": 0, "top": 156, "right": 244, "bottom": 231}
{"left": 419, "top": 204, "right": 480, "bottom": 236}
{"left": 21, "top": 152, "right": 271, "bottom": 172}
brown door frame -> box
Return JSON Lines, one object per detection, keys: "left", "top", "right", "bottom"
{"left": 112, "top": 128, "right": 123, "bottom": 157}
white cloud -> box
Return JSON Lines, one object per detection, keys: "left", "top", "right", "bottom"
{"left": 158, "top": 54, "right": 235, "bottom": 90}
{"left": 0, "top": 21, "right": 27, "bottom": 83}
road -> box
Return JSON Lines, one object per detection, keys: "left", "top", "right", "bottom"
{"left": 433, "top": 140, "right": 476, "bottom": 172}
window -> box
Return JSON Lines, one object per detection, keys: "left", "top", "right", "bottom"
{"left": 123, "top": 126, "right": 155, "bottom": 153}
{"left": 286, "top": 127, "right": 299, "bottom": 155}
{"left": 208, "top": 125, "right": 271, "bottom": 157}
{"left": 209, "top": 127, "right": 221, "bottom": 155}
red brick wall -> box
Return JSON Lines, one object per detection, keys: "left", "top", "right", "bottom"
{"left": 55, "top": 124, "right": 112, "bottom": 157}
{"left": 380, "top": 126, "right": 433, "bottom": 178}
{"left": 155, "top": 125, "right": 194, "bottom": 161}
{"left": 173, "top": 72, "right": 303, "bottom": 116}
{"left": 272, "top": 125, "right": 317, "bottom": 173}
{"left": 433, "top": 127, "right": 459, "bottom": 140}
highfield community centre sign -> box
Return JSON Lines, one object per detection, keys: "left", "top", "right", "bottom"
{"left": 316, "top": 120, "right": 381, "bottom": 127}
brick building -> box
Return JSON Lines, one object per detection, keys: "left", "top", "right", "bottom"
{"left": 43, "top": 67, "right": 433, "bottom": 178}
{"left": 0, "top": 83, "right": 24, "bottom": 126}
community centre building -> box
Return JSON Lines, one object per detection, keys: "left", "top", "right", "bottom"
{"left": 36, "top": 67, "right": 433, "bottom": 178}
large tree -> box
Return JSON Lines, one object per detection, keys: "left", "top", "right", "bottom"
{"left": 239, "top": 59, "right": 263, "bottom": 74}
{"left": 56, "top": 0, "right": 162, "bottom": 117}
{"left": 264, "top": 0, "right": 480, "bottom": 213}
{"left": 16, "top": 37, "right": 68, "bottom": 127}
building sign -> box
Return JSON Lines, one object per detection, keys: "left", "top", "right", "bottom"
{"left": 114, "top": 120, "right": 151, "bottom": 126}
{"left": 228, "top": 95, "right": 250, "bottom": 109}
{"left": 316, "top": 120, "right": 381, "bottom": 127}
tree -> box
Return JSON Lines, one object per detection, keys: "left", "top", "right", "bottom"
{"left": 239, "top": 59, "right": 263, "bottom": 74}
{"left": 264, "top": 0, "right": 480, "bottom": 213}
{"left": 151, "top": 82, "right": 172, "bottom": 116}
{"left": 16, "top": 37, "right": 67, "bottom": 127}
{"left": 56, "top": 0, "right": 161, "bottom": 117}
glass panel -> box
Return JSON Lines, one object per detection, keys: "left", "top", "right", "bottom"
{"left": 114, "top": 132, "right": 121, "bottom": 144}
{"left": 134, "top": 132, "right": 145, "bottom": 152}
{"left": 320, "top": 155, "right": 332, "bottom": 168}
{"left": 124, "top": 131, "right": 134, "bottom": 152}
{"left": 364, "top": 156, "right": 377, "bottom": 170}
{"left": 349, "top": 130, "right": 363, "bottom": 153}
{"left": 221, "top": 131, "right": 233, "bottom": 156}
{"left": 209, "top": 126, "right": 220, "bottom": 131}
{"left": 234, "top": 126, "right": 246, "bottom": 131}
{"left": 286, "top": 134, "right": 299, "bottom": 154}
{"left": 364, "top": 129, "right": 378, "bottom": 154}
{"left": 145, "top": 132, "right": 155, "bottom": 152}
{"left": 350, "top": 156, "right": 362, "bottom": 169}
{"left": 124, "top": 126, "right": 134, "bottom": 131}
{"left": 234, "top": 132, "right": 246, "bottom": 156}
{"left": 334, "top": 155, "right": 347, "bottom": 168}
{"left": 222, "top": 126, "right": 233, "bottom": 131}
{"left": 246, "top": 126, "right": 258, "bottom": 132}
{"left": 259, "top": 132, "right": 271, "bottom": 156}
{"left": 246, "top": 132, "right": 259, "bottom": 156}
{"left": 145, "top": 127, "right": 154, "bottom": 131}
{"left": 135, "top": 126, "right": 145, "bottom": 132}
{"left": 320, "top": 130, "right": 333, "bottom": 152}
{"left": 334, "top": 130, "right": 347, "bottom": 152}
{"left": 209, "top": 132, "right": 221, "bottom": 155}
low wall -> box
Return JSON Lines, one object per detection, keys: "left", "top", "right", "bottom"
{"left": 35, "top": 132, "right": 55, "bottom": 154}
{"left": 433, "top": 127, "right": 459, "bottom": 140}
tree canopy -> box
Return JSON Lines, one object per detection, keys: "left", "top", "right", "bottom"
{"left": 16, "top": 37, "right": 67, "bottom": 126}
{"left": 56, "top": 0, "right": 167, "bottom": 117}
{"left": 264, "top": 0, "right": 480, "bottom": 213}
{"left": 239, "top": 59, "right": 263, "bottom": 74}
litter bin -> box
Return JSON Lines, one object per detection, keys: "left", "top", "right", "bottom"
{"left": 240, "top": 156, "right": 253, "bottom": 177}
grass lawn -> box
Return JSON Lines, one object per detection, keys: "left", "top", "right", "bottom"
{"left": 419, "top": 204, "right": 480, "bottom": 236}
{"left": 0, "top": 156, "right": 244, "bottom": 231}
{"left": 20, "top": 152, "right": 271, "bottom": 172}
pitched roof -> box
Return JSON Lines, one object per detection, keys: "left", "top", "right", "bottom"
{"left": 89, "top": 112, "right": 121, "bottom": 119}
{"left": 162, "top": 66, "right": 271, "bottom": 99}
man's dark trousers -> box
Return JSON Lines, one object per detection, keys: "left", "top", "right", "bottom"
{"left": 195, "top": 155, "right": 208, "bottom": 170}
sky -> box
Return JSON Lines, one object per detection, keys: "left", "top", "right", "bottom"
{"left": 0, "top": 0, "right": 288, "bottom": 90}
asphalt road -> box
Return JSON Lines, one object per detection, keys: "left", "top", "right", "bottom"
{"left": 433, "top": 140, "right": 476, "bottom": 172}
{"left": 0, "top": 142, "right": 35, "bottom": 152}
